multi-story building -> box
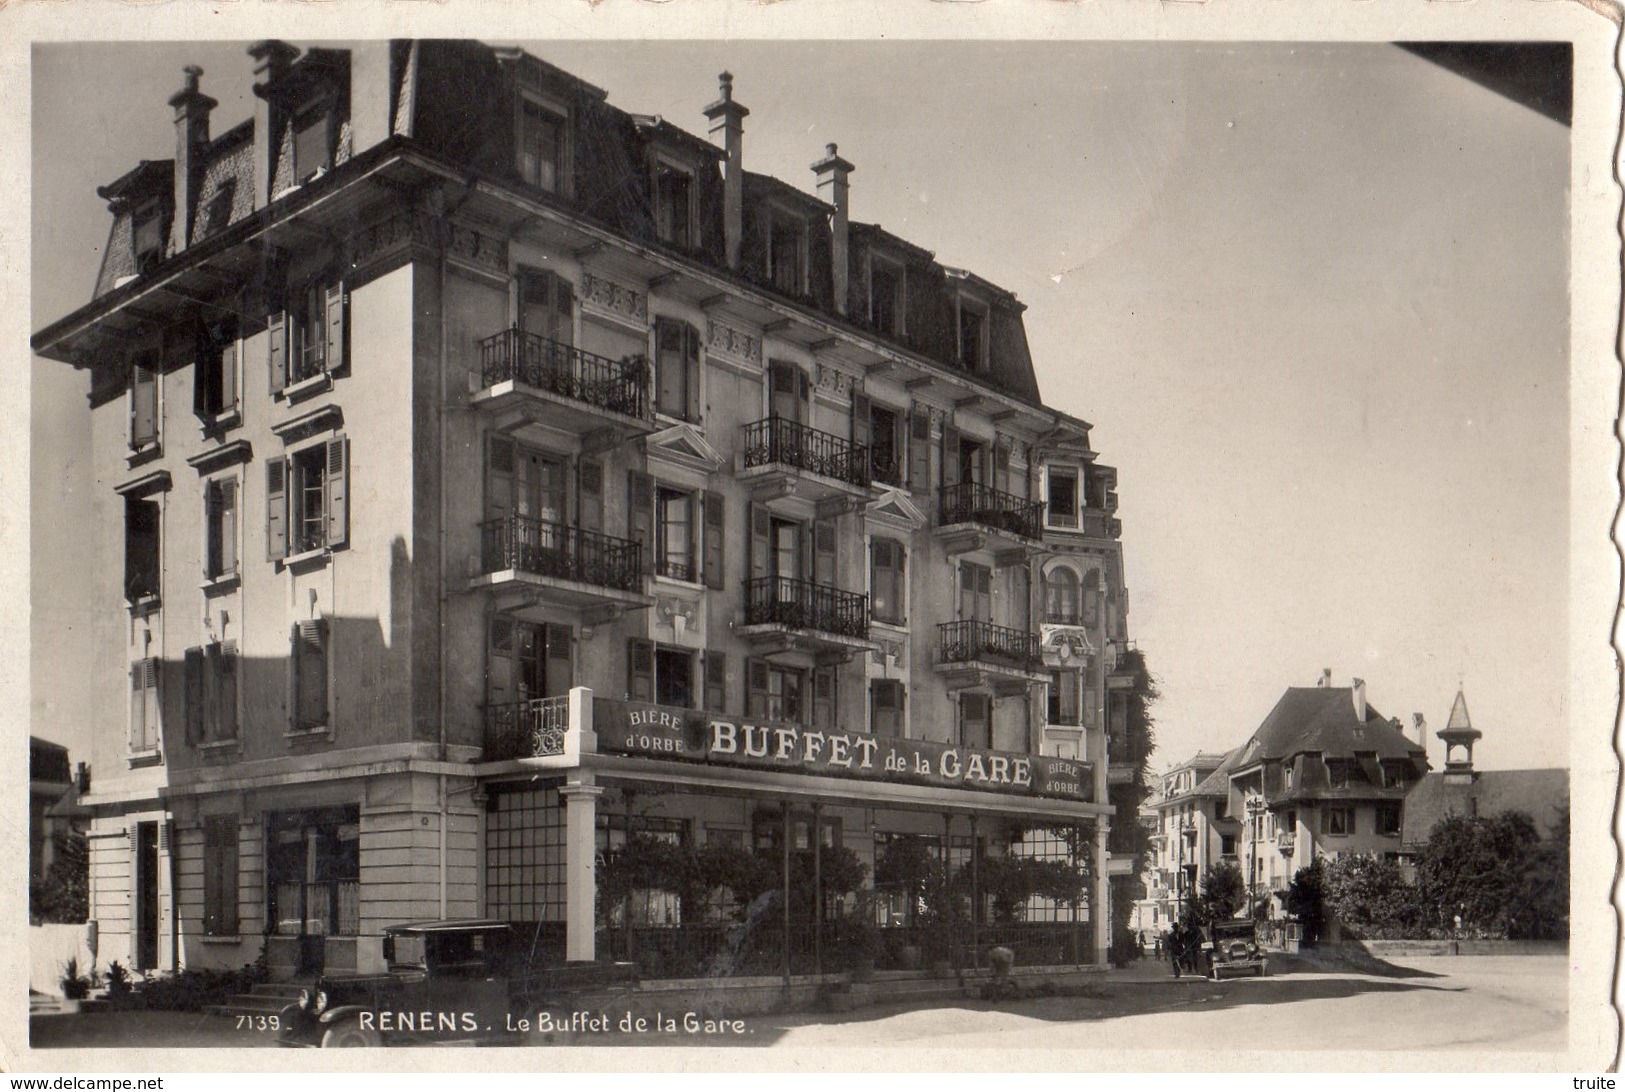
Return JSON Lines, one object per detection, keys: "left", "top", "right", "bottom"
{"left": 1133, "top": 750, "right": 1238, "bottom": 934}
{"left": 32, "top": 40, "right": 1133, "bottom": 979}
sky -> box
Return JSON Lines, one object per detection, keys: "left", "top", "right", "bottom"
{"left": 30, "top": 40, "right": 1571, "bottom": 774}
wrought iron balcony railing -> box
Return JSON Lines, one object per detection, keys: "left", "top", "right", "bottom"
{"left": 938, "top": 482, "right": 1046, "bottom": 541}
{"left": 479, "top": 328, "right": 650, "bottom": 420}
{"left": 485, "top": 696, "right": 569, "bottom": 761}
{"left": 741, "top": 416, "right": 872, "bottom": 489}
{"left": 478, "top": 515, "right": 644, "bottom": 592}
{"left": 938, "top": 619, "right": 1044, "bottom": 670}
{"left": 743, "top": 575, "right": 869, "bottom": 640}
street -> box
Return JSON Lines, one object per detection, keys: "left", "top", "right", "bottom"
{"left": 25, "top": 952, "right": 1571, "bottom": 1060}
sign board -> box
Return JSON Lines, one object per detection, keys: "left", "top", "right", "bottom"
{"left": 594, "top": 699, "right": 1092, "bottom": 802}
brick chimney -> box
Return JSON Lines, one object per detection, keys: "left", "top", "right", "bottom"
{"left": 703, "top": 72, "right": 748, "bottom": 271}
{"left": 168, "top": 65, "right": 216, "bottom": 252}
{"left": 812, "top": 143, "right": 854, "bottom": 315}
{"left": 1317, "top": 668, "right": 1332, "bottom": 689}
{"left": 248, "top": 40, "right": 300, "bottom": 209}
{"left": 1351, "top": 678, "right": 1367, "bottom": 721}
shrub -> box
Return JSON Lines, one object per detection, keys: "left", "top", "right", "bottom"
{"left": 60, "top": 957, "right": 92, "bottom": 1000}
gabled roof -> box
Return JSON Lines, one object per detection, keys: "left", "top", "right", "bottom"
{"left": 1401, "top": 768, "right": 1569, "bottom": 849}
{"left": 1190, "top": 747, "right": 1244, "bottom": 798}
{"left": 1235, "top": 686, "right": 1423, "bottom": 767}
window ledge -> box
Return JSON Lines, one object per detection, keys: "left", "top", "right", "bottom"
{"left": 200, "top": 935, "right": 244, "bottom": 945}
{"left": 128, "top": 750, "right": 164, "bottom": 769}
{"left": 282, "top": 372, "right": 333, "bottom": 404}
{"left": 653, "top": 412, "right": 700, "bottom": 431}
{"left": 197, "top": 739, "right": 242, "bottom": 755}
{"left": 200, "top": 408, "right": 242, "bottom": 437}
{"left": 282, "top": 546, "right": 331, "bottom": 571}
{"left": 871, "top": 618, "right": 909, "bottom": 635}
{"left": 652, "top": 574, "right": 706, "bottom": 593}
{"left": 285, "top": 726, "right": 332, "bottom": 744}
{"left": 200, "top": 572, "right": 240, "bottom": 595}
{"left": 125, "top": 443, "right": 163, "bottom": 469}
{"left": 128, "top": 595, "right": 162, "bottom": 619}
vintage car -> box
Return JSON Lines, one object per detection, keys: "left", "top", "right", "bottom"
{"left": 277, "top": 919, "right": 637, "bottom": 1047}
{"left": 1199, "top": 919, "right": 1269, "bottom": 980}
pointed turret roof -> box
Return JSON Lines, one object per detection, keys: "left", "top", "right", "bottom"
{"left": 1439, "top": 689, "right": 1481, "bottom": 742}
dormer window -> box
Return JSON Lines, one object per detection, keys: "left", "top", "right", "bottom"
{"left": 868, "top": 254, "right": 905, "bottom": 336}
{"left": 518, "top": 97, "right": 567, "bottom": 194}
{"left": 1045, "top": 466, "right": 1080, "bottom": 529}
{"left": 653, "top": 161, "right": 695, "bottom": 249}
{"left": 956, "top": 297, "right": 987, "bottom": 372}
{"left": 767, "top": 210, "right": 806, "bottom": 295}
{"left": 132, "top": 197, "right": 164, "bottom": 275}
{"left": 292, "top": 102, "right": 332, "bottom": 185}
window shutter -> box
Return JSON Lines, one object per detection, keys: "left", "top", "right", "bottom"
{"left": 267, "top": 310, "right": 288, "bottom": 392}
{"left": 627, "top": 470, "right": 654, "bottom": 564}
{"left": 554, "top": 275, "right": 575, "bottom": 342}
{"left": 143, "top": 658, "right": 160, "bottom": 750}
{"left": 1011, "top": 564, "right": 1029, "bottom": 631}
{"left": 994, "top": 439, "right": 1011, "bottom": 496}
{"left": 184, "top": 647, "right": 205, "bottom": 745}
{"left": 704, "top": 651, "right": 727, "bottom": 714}
{"left": 218, "top": 642, "right": 239, "bottom": 742}
{"left": 294, "top": 620, "right": 327, "bottom": 729}
{"left": 851, "top": 391, "right": 871, "bottom": 450}
{"left": 544, "top": 623, "right": 573, "bottom": 696}
{"left": 941, "top": 424, "right": 961, "bottom": 488}
{"left": 324, "top": 436, "right": 349, "bottom": 548}
{"left": 1083, "top": 571, "right": 1100, "bottom": 628}
{"left": 812, "top": 666, "right": 836, "bottom": 730}
{"left": 795, "top": 367, "right": 810, "bottom": 420}
{"left": 220, "top": 337, "right": 238, "bottom": 412}
{"left": 748, "top": 502, "right": 771, "bottom": 581}
{"left": 909, "top": 406, "right": 932, "bottom": 494}
{"left": 130, "top": 361, "right": 158, "bottom": 447}
{"left": 219, "top": 479, "right": 238, "bottom": 576}
{"left": 129, "top": 662, "right": 143, "bottom": 752}
{"left": 745, "top": 658, "right": 769, "bottom": 719}
{"left": 812, "top": 521, "right": 836, "bottom": 587}
{"left": 193, "top": 339, "right": 210, "bottom": 418}
{"left": 702, "top": 491, "right": 725, "bottom": 590}
{"left": 627, "top": 638, "right": 655, "bottom": 702}
{"left": 684, "top": 327, "right": 701, "bottom": 424}
{"left": 486, "top": 617, "right": 515, "bottom": 707}
{"left": 578, "top": 459, "right": 604, "bottom": 534}
{"left": 266, "top": 458, "right": 288, "bottom": 561}
{"left": 324, "top": 283, "right": 347, "bottom": 374}
{"left": 486, "top": 436, "right": 515, "bottom": 522}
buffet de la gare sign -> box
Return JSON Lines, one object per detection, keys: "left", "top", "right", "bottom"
{"left": 595, "top": 700, "right": 1092, "bottom": 802}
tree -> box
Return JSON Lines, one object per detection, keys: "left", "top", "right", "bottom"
{"left": 1285, "top": 859, "right": 1329, "bottom": 944}
{"left": 1416, "top": 810, "right": 1561, "bottom": 939}
{"left": 1324, "top": 853, "right": 1421, "bottom": 936}
{"left": 1197, "top": 860, "right": 1247, "bottom": 922}
{"left": 30, "top": 831, "right": 88, "bottom": 925}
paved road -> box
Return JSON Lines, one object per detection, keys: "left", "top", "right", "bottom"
{"left": 25, "top": 954, "right": 1573, "bottom": 1062}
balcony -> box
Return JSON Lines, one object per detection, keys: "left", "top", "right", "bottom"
{"left": 935, "top": 483, "right": 1045, "bottom": 561}
{"left": 485, "top": 696, "right": 570, "bottom": 761}
{"left": 470, "top": 329, "right": 656, "bottom": 443}
{"left": 736, "top": 417, "right": 874, "bottom": 506}
{"left": 470, "top": 516, "right": 654, "bottom": 618}
{"left": 737, "top": 575, "right": 877, "bottom": 658}
{"left": 934, "top": 619, "right": 1047, "bottom": 695}
{"left": 1276, "top": 833, "right": 1296, "bottom": 856}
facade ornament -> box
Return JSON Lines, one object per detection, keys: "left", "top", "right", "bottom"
{"left": 581, "top": 271, "right": 648, "bottom": 323}
{"left": 814, "top": 362, "right": 862, "bottom": 398}
{"left": 705, "top": 318, "right": 762, "bottom": 366}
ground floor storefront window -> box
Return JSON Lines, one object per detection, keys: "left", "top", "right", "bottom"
{"left": 266, "top": 806, "right": 359, "bottom": 937}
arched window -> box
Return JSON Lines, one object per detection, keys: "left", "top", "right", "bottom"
{"left": 1044, "top": 568, "right": 1080, "bottom": 625}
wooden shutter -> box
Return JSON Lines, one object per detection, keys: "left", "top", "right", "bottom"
{"left": 702, "top": 491, "right": 725, "bottom": 589}
{"left": 745, "top": 658, "right": 769, "bottom": 719}
{"left": 184, "top": 648, "right": 205, "bottom": 745}
{"left": 748, "top": 502, "right": 771, "bottom": 581}
{"left": 220, "top": 337, "right": 238, "bottom": 413}
{"left": 193, "top": 332, "right": 211, "bottom": 418}
{"left": 324, "top": 283, "right": 347, "bottom": 374}
{"left": 704, "top": 651, "right": 727, "bottom": 713}
{"left": 142, "top": 658, "right": 160, "bottom": 749}
{"left": 554, "top": 275, "right": 575, "bottom": 345}
{"left": 684, "top": 326, "right": 701, "bottom": 424}
{"left": 811, "top": 521, "right": 836, "bottom": 587}
{"left": 130, "top": 359, "right": 158, "bottom": 447}
{"left": 544, "top": 623, "right": 573, "bottom": 697}
{"left": 217, "top": 641, "right": 239, "bottom": 741}
{"left": 1083, "top": 571, "right": 1101, "bottom": 628}
{"left": 994, "top": 439, "right": 1011, "bottom": 496}
{"left": 851, "top": 391, "right": 871, "bottom": 450}
{"left": 627, "top": 638, "right": 655, "bottom": 702}
{"left": 578, "top": 459, "right": 604, "bottom": 534}
{"left": 129, "top": 663, "right": 143, "bottom": 752}
{"left": 627, "top": 470, "right": 654, "bottom": 561}
{"left": 267, "top": 310, "right": 288, "bottom": 392}
{"left": 486, "top": 436, "right": 515, "bottom": 522}
{"left": 295, "top": 620, "right": 326, "bottom": 728}
{"left": 218, "top": 479, "right": 238, "bottom": 576}
{"left": 908, "top": 405, "right": 932, "bottom": 493}
{"left": 266, "top": 458, "right": 288, "bottom": 561}
{"left": 812, "top": 666, "right": 836, "bottom": 730}
{"left": 941, "top": 423, "right": 961, "bottom": 487}
{"left": 1011, "top": 564, "right": 1030, "bottom": 631}
{"left": 324, "top": 436, "right": 349, "bottom": 547}
{"left": 795, "top": 367, "right": 810, "bottom": 421}
{"left": 486, "top": 617, "right": 515, "bottom": 707}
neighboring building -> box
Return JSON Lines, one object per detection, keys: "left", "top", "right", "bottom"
{"left": 32, "top": 41, "right": 1134, "bottom": 977}
{"left": 1400, "top": 691, "right": 1569, "bottom": 854}
{"left": 29, "top": 737, "right": 84, "bottom": 884}
{"left": 1222, "top": 673, "right": 1429, "bottom": 912}
{"left": 1133, "top": 749, "right": 1239, "bottom": 935}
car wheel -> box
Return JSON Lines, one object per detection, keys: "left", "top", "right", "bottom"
{"left": 321, "top": 1020, "right": 382, "bottom": 1048}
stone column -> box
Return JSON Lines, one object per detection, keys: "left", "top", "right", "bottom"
{"left": 560, "top": 777, "right": 602, "bottom": 963}
{"left": 1094, "top": 821, "right": 1111, "bottom": 963}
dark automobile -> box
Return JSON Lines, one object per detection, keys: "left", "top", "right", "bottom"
{"left": 1199, "top": 919, "right": 1269, "bottom": 980}
{"left": 277, "top": 919, "right": 636, "bottom": 1047}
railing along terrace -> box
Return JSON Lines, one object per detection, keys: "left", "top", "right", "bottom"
{"left": 485, "top": 695, "right": 570, "bottom": 760}
{"left": 480, "top": 328, "right": 650, "bottom": 420}
{"left": 479, "top": 515, "right": 644, "bottom": 592}
{"left": 741, "top": 416, "right": 872, "bottom": 489}
{"left": 938, "top": 619, "right": 1043, "bottom": 670}
{"left": 744, "top": 576, "right": 869, "bottom": 640}
{"left": 938, "top": 482, "right": 1045, "bottom": 540}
